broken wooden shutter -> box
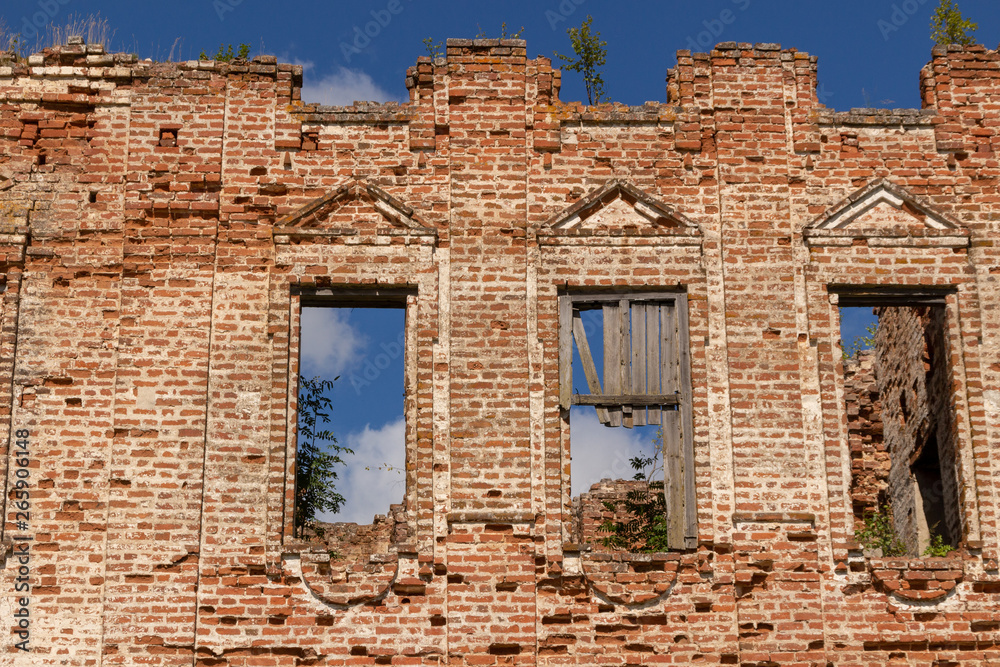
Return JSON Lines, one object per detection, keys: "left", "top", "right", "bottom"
{"left": 559, "top": 296, "right": 681, "bottom": 428}
{"left": 559, "top": 293, "right": 696, "bottom": 549}
{"left": 675, "top": 296, "right": 697, "bottom": 549}
{"left": 564, "top": 295, "right": 682, "bottom": 426}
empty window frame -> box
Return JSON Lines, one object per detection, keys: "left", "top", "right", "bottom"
{"left": 838, "top": 288, "right": 961, "bottom": 556}
{"left": 293, "top": 288, "right": 412, "bottom": 541}
{"left": 559, "top": 292, "right": 696, "bottom": 549}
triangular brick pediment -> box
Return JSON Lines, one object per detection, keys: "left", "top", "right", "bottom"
{"left": 805, "top": 179, "right": 968, "bottom": 248}
{"left": 541, "top": 180, "right": 701, "bottom": 240}
{"left": 273, "top": 180, "right": 435, "bottom": 241}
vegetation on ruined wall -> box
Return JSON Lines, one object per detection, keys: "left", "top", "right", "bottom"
{"left": 923, "top": 532, "right": 955, "bottom": 557}
{"left": 600, "top": 434, "right": 671, "bottom": 552}
{"left": 855, "top": 507, "right": 956, "bottom": 557}
{"left": 295, "top": 375, "right": 353, "bottom": 537}
{"left": 2, "top": 13, "right": 114, "bottom": 61}
{"left": 476, "top": 22, "right": 524, "bottom": 40}
{"left": 200, "top": 43, "right": 251, "bottom": 62}
{"left": 843, "top": 321, "right": 877, "bottom": 360}
{"left": 555, "top": 15, "right": 608, "bottom": 105}
{"left": 855, "top": 505, "right": 907, "bottom": 557}
{"left": 931, "top": 0, "right": 978, "bottom": 45}
{"left": 424, "top": 22, "right": 523, "bottom": 61}
{"left": 422, "top": 37, "right": 443, "bottom": 59}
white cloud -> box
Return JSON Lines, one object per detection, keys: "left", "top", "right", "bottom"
{"left": 569, "top": 409, "right": 661, "bottom": 497}
{"left": 300, "top": 308, "right": 367, "bottom": 378}
{"left": 323, "top": 417, "right": 406, "bottom": 524}
{"left": 298, "top": 63, "right": 399, "bottom": 106}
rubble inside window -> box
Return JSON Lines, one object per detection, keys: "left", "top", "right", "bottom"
{"left": 560, "top": 292, "right": 696, "bottom": 550}
{"left": 841, "top": 293, "right": 962, "bottom": 556}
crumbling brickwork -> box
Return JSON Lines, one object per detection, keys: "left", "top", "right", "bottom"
{"left": 313, "top": 503, "right": 408, "bottom": 564}
{"left": 571, "top": 478, "right": 650, "bottom": 547}
{"left": 1, "top": 36, "right": 1000, "bottom": 666}
{"left": 843, "top": 350, "right": 888, "bottom": 523}
{"left": 874, "top": 305, "right": 962, "bottom": 554}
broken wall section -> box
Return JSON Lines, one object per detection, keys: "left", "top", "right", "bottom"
{"left": 311, "top": 502, "right": 410, "bottom": 562}
{"left": 845, "top": 306, "right": 963, "bottom": 555}
{"left": 875, "top": 305, "right": 962, "bottom": 554}
{"left": 571, "top": 478, "right": 649, "bottom": 548}
{"left": 843, "top": 350, "right": 887, "bottom": 525}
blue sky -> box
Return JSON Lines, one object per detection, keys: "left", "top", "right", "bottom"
{"left": 3, "top": 0, "right": 989, "bottom": 522}
{"left": 4, "top": 0, "right": 999, "bottom": 108}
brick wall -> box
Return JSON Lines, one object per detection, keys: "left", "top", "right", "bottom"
{"left": 311, "top": 503, "right": 408, "bottom": 563}
{"left": 843, "top": 350, "right": 888, "bottom": 525}
{"left": 873, "top": 305, "right": 963, "bottom": 554}
{"left": 570, "top": 478, "right": 650, "bottom": 548}
{"left": 0, "top": 37, "right": 999, "bottom": 666}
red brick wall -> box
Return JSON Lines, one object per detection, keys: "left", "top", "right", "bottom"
{"left": 0, "top": 38, "right": 999, "bottom": 666}
{"left": 844, "top": 350, "right": 888, "bottom": 525}
{"left": 874, "top": 305, "right": 963, "bottom": 554}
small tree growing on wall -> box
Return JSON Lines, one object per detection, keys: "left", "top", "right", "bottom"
{"left": 599, "top": 431, "right": 671, "bottom": 552}
{"left": 930, "top": 0, "right": 978, "bottom": 45}
{"left": 555, "top": 15, "right": 608, "bottom": 105}
{"left": 294, "top": 375, "right": 353, "bottom": 537}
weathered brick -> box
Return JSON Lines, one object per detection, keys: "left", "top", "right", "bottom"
{"left": 0, "top": 37, "right": 998, "bottom": 667}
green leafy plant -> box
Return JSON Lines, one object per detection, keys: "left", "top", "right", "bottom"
{"left": 422, "top": 37, "right": 443, "bottom": 59}
{"left": 922, "top": 530, "right": 955, "bottom": 557}
{"left": 555, "top": 15, "right": 608, "bottom": 105}
{"left": 199, "top": 42, "right": 250, "bottom": 62}
{"left": 843, "top": 321, "right": 877, "bottom": 360}
{"left": 501, "top": 22, "right": 524, "bottom": 39}
{"left": 855, "top": 504, "right": 906, "bottom": 557}
{"left": 599, "top": 435, "right": 671, "bottom": 552}
{"left": 294, "top": 375, "right": 353, "bottom": 538}
{"left": 930, "top": 0, "right": 978, "bottom": 45}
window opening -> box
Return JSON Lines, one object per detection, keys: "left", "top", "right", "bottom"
{"left": 560, "top": 292, "right": 696, "bottom": 551}
{"left": 839, "top": 292, "right": 960, "bottom": 556}
{"left": 295, "top": 301, "right": 406, "bottom": 547}
{"left": 911, "top": 433, "right": 953, "bottom": 550}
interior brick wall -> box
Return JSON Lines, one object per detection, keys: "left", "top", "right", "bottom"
{"left": 843, "top": 349, "right": 888, "bottom": 525}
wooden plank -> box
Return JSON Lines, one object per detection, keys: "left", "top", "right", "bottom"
{"left": 663, "top": 408, "right": 684, "bottom": 549}
{"left": 676, "top": 296, "right": 698, "bottom": 547}
{"left": 572, "top": 311, "right": 610, "bottom": 424}
{"left": 620, "top": 298, "right": 632, "bottom": 428}
{"left": 646, "top": 302, "right": 661, "bottom": 425}
{"left": 567, "top": 292, "right": 680, "bottom": 303}
{"left": 661, "top": 304, "right": 678, "bottom": 394}
{"left": 603, "top": 303, "right": 622, "bottom": 427}
{"left": 834, "top": 287, "right": 949, "bottom": 307}
{"left": 631, "top": 302, "right": 647, "bottom": 426}
{"left": 559, "top": 296, "right": 572, "bottom": 410}
{"left": 571, "top": 394, "right": 680, "bottom": 406}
